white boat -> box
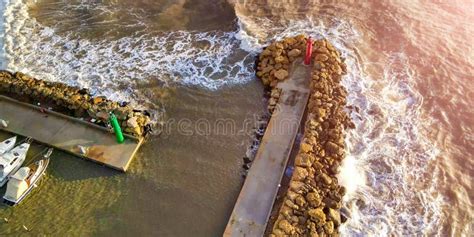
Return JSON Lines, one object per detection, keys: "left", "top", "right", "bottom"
{"left": 0, "top": 136, "right": 16, "bottom": 155}
{"left": 0, "top": 142, "right": 30, "bottom": 187}
{"left": 3, "top": 149, "right": 52, "bottom": 206}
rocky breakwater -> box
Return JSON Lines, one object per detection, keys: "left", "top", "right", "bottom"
{"left": 256, "top": 36, "right": 354, "bottom": 236}
{"left": 0, "top": 70, "right": 153, "bottom": 138}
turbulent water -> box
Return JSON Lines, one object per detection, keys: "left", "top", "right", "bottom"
{"left": 0, "top": 0, "right": 473, "bottom": 236}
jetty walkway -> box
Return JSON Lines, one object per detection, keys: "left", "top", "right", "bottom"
{"left": 224, "top": 60, "right": 310, "bottom": 236}
{"left": 0, "top": 95, "right": 143, "bottom": 171}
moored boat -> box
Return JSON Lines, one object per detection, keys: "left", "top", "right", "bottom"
{"left": 0, "top": 136, "right": 16, "bottom": 155}
{"left": 3, "top": 148, "right": 52, "bottom": 206}
{"left": 0, "top": 141, "right": 30, "bottom": 187}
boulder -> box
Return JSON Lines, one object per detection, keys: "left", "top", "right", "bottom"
{"left": 293, "top": 167, "right": 308, "bottom": 181}
{"left": 306, "top": 192, "right": 322, "bottom": 207}
{"left": 334, "top": 64, "right": 343, "bottom": 75}
{"left": 308, "top": 208, "right": 326, "bottom": 223}
{"left": 70, "top": 94, "right": 82, "bottom": 103}
{"left": 92, "top": 97, "right": 104, "bottom": 104}
{"left": 327, "top": 208, "right": 341, "bottom": 226}
{"left": 274, "top": 69, "right": 289, "bottom": 80}
{"left": 127, "top": 116, "right": 139, "bottom": 128}
{"left": 315, "top": 54, "right": 329, "bottom": 62}
{"left": 325, "top": 141, "right": 342, "bottom": 155}
{"left": 272, "top": 49, "right": 284, "bottom": 58}
{"left": 133, "top": 126, "right": 142, "bottom": 136}
{"left": 278, "top": 219, "right": 295, "bottom": 235}
{"left": 295, "top": 195, "right": 306, "bottom": 207}
{"left": 323, "top": 197, "right": 340, "bottom": 209}
{"left": 272, "top": 228, "right": 286, "bottom": 236}
{"left": 274, "top": 56, "right": 286, "bottom": 64}
{"left": 283, "top": 37, "right": 297, "bottom": 46}
{"left": 295, "top": 153, "right": 314, "bottom": 167}
{"left": 300, "top": 142, "right": 313, "bottom": 153}
{"left": 316, "top": 46, "right": 330, "bottom": 54}
{"left": 319, "top": 173, "right": 333, "bottom": 185}
{"left": 262, "top": 65, "right": 274, "bottom": 74}
{"left": 323, "top": 220, "right": 334, "bottom": 234}
{"left": 315, "top": 108, "right": 327, "bottom": 119}
{"left": 285, "top": 199, "right": 299, "bottom": 210}
{"left": 289, "top": 181, "right": 305, "bottom": 192}
{"left": 288, "top": 49, "right": 301, "bottom": 57}
{"left": 338, "top": 186, "right": 346, "bottom": 196}
{"left": 312, "top": 161, "right": 324, "bottom": 170}
{"left": 286, "top": 190, "right": 298, "bottom": 201}
{"left": 96, "top": 111, "right": 109, "bottom": 121}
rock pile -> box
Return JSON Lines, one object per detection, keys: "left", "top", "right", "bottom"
{"left": 257, "top": 35, "right": 306, "bottom": 85}
{"left": 256, "top": 35, "right": 307, "bottom": 114}
{"left": 256, "top": 36, "right": 354, "bottom": 236}
{"left": 0, "top": 70, "right": 153, "bottom": 138}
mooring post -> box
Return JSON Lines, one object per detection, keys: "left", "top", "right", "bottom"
{"left": 109, "top": 113, "right": 124, "bottom": 144}
{"left": 304, "top": 37, "right": 313, "bottom": 65}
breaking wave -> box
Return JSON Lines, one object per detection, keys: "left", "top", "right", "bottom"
{"left": 1, "top": 0, "right": 255, "bottom": 106}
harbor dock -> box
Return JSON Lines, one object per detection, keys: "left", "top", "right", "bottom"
{"left": 224, "top": 60, "right": 311, "bottom": 236}
{"left": 0, "top": 95, "right": 143, "bottom": 172}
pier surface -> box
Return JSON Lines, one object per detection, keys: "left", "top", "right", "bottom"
{"left": 224, "top": 60, "right": 310, "bottom": 236}
{"left": 0, "top": 95, "right": 142, "bottom": 171}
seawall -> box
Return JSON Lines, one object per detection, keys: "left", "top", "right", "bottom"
{"left": 0, "top": 70, "right": 153, "bottom": 138}
{"left": 256, "top": 35, "right": 353, "bottom": 236}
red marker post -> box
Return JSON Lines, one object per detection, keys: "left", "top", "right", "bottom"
{"left": 304, "top": 37, "right": 313, "bottom": 65}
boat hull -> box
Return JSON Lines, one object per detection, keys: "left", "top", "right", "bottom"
{"left": 3, "top": 182, "right": 37, "bottom": 206}
{"left": 0, "top": 163, "right": 24, "bottom": 187}
{"left": 3, "top": 158, "right": 49, "bottom": 206}
{"left": 0, "top": 136, "right": 16, "bottom": 155}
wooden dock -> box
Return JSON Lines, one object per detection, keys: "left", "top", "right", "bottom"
{"left": 224, "top": 60, "right": 311, "bottom": 236}
{"left": 0, "top": 95, "right": 143, "bottom": 172}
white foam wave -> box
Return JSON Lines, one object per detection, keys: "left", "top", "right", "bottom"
{"left": 1, "top": 0, "right": 255, "bottom": 106}
{"left": 340, "top": 51, "right": 445, "bottom": 236}
{"left": 235, "top": 16, "right": 446, "bottom": 236}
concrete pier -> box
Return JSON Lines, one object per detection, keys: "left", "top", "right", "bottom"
{"left": 0, "top": 95, "right": 143, "bottom": 171}
{"left": 224, "top": 60, "right": 311, "bottom": 236}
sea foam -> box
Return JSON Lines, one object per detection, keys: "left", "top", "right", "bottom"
{"left": 1, "top": 0, "right": 256, "bottom": 107}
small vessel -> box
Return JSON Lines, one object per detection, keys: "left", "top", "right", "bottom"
{"left": 0, "top": 141, "right": 30, "bottom": 187}
{"left": 0, "top": 136, "right": 16, "bottom": 155}
{"left": 3, "top": 148, "right": 52, "bottom": 206}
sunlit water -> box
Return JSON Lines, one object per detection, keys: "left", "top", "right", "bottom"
{"left": 0, "top": 0, "right": 473, "bottom": 236}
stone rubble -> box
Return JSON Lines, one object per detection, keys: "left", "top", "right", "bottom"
{"left": 0, "top": 70, "right": 153, "bottom": 138}
{"left": 256, "top": 35, "right": 354, "bottom": 236}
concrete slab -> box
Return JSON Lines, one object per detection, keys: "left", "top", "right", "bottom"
{"left": 0, "top": 95, "right": 143, "bottom": 171}
{"left": 224, "top": 60, "right": 311, "bottom": 236}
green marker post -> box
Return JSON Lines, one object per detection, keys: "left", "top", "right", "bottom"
{"left": 109, "top": 112, "right": 124, "bottom": 144}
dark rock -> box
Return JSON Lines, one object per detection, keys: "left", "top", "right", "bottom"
{"left": 323, "top": 197, "right": 340, "bottom": 209}
{"left": 78, "top": 88, "right": 89, "bottom": 95}
{"left": 243, "top": 157, "right": 252, "bottom": 164}
{"left": 325, "top": 141, "right": 341, "bottom": 155}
